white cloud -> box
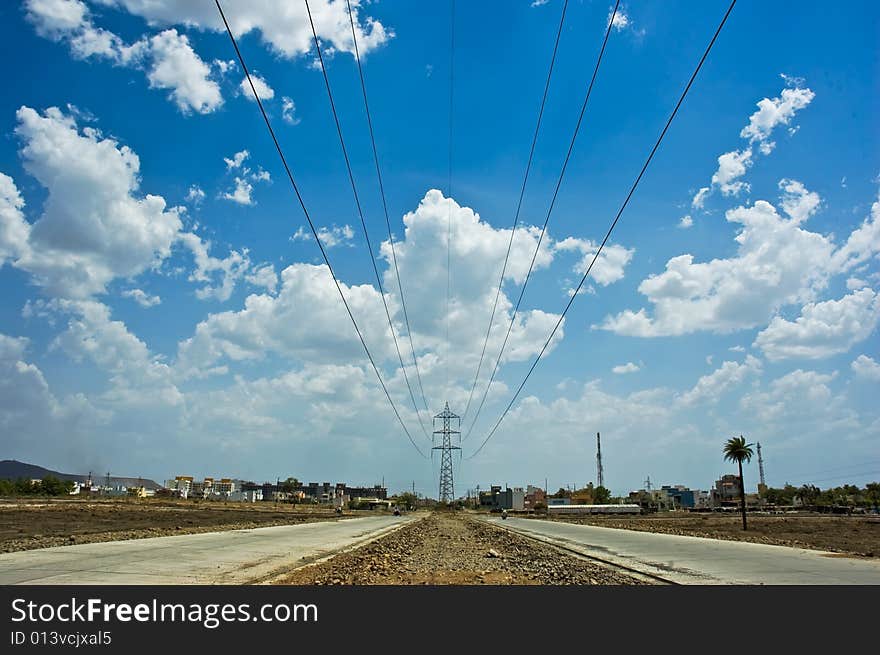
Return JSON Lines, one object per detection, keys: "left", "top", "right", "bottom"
{"left": 281, "top": 96, "right": 300, "bottom": 125}
{"left": 729, "top": 345, "right": 746, "bottom": 352}
{"left": 222, "top": 177, "right": 254, "bottom": 206}
{"left": 3, "top": 106, "right": 183, "bottom": 299}
{"left": 711, "top": 149, "right": 752, "bottom": 196}
{"left": 678, "top": 215, "right": 693, "bottom": 229}
{"left": 740, "top": 85, "right": 815, "bottom": 145}
{"left": 0, "top": 173, "right": 30, "bottom": 265}
{"left": 612, "top": 362, "right": 640, "bottom": 374}
{"left": 692, "top": 187, "right": 710, "bottom": 210}
{"left": 177, "top": 232, "right": 250, "bottom": 302}
{"left": 240, "top": 74, "right": 274, "bottom": 102}
{"left": 245, "top": 263, "right": 278, "bottom": 294}
{"left": 0, "top": 107, "right": 255, "bottom": 305}
{"left": 224, "top": 150, "right": 249, "bottom": 170}
{"left": 851, "top": 354, "right": 880, "bottom": 381}
{"left": 554, "top": 237, "right": 634, "bottom": 287}
{"left": 693, "top": 80, "right": 814, "bottom": 209}
{"left": 531, "top": 0, "right": 549, "bottom": 7}
{"left": 754, "top": 288, "right": 880, "bottom": 361}
{"left": 291, "top": 224, "right": 355, "bottom": 248}
{"left": 186, "top": 185, "right": 205, "bottom": 205}
{"left": 779, "top": 178, "right": 820, "bottom": 223}
{"left": 599, "top": 184, "right": 880, "bottom": 337}
{"left": 847, "top": 277, "right": 868, "bottom": 291}
{"left": 145, "top": 29, "right": 223, "bottom": 114}
{"left": 25, "top": 3, "right": 222, "bottom": 115}
{"left": 610, "top": 8, "right": 630, "bottom": 31}
{"left": 121, "top": 288, "right": 161, "bottom": 307}
{"left": 678, "top": 355, "right": 762, "bottom": 406}
{"left": 220, "top": 151, "right": 270, "bottom": 205}
{"left": 213, "top": 58, "right": 236, "bottom": 75}
{"left": 607, "top": 5, "right": 643, "bottom": 36}
{"left": 739, "top": 369, "right": 838, "bottom": 425}
{"left": 93, "top": 0, "right": 393, "bottom": 58}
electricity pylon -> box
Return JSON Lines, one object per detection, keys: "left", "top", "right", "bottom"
{"left": 433, "top": 402, "right": 461, "bottom": 503}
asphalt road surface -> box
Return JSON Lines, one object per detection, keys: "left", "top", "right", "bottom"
{"left": 0, "top": 515, "right": 413, "bottom": 585}
{"left": 486, "top": 517, "right": 880, "bottom": 584}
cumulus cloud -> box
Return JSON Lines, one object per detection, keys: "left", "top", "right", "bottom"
{"left": 754, "top": 288, "right": 880, "bottom": 361}
{"left": 25, "top": 2, "right": 222, "bottom": 115}
{"left": 220, "top": 151, "right": 270, "bottom": 205}
{"left": 612, "top": 362, "right": 640, "bottom": 374}
{"left": 740, "top": 83, "right": 816, "bottom": 145}
{"left": 144, "top": 29, "right": 223, "bottom": 114}
{"left": 694, "top": 80, "right": 814, "bottom": 209}
{"left": 240, "top": 74, "right": 274, "bottom": 102}
{"left": 0, "top": 107, "right": 257, "bottom": 304}
{"left": 121, "top": 288, "right": 161, "bottom": 308}
{"left": 851, "top": 354, "right": 880, "bottom": 381}
{"left": 711, "top": 149, "right": 752, "bottom": 196}
{"left": 291, "top": 224, "right": 355, "bottom": 248}
{"left": 245, "top": 263, "right": 278, "bottom": 294}
{"left": 222, "top": 177, "right": 254, "bottom": 206}
{"left": 554, "top": 237, "right": 634, "bottom": 287}
{"left": 678, "top": 355, "right": 762, "bottom": 406}
{"left": 678, "top": 215, "right": 693, "bottom": 229}
{"left": 88, "top": 0, "right": 392, "bottom": 58}
{"left": 177, "top": 232, "right": 251, "bottom": 302}
{"left": 2, "top": 106, "right": 183, "bottom": 298}
{"left": 599, "top": 184, "right": 880, "bottom": 337}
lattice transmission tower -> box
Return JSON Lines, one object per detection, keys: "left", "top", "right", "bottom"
{"left": 596, "top": 432, "right": 604, "bottom": 489}
{"left": 757, "top": 442, "right": 766, "bottom": 489}
{"left": 433, "top": 402, "right": 461, "bottom": 503}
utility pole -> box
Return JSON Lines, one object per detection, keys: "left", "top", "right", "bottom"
{"left": 432, "top": 402, "right": 461, "bottom": 503}
{"left": 596, "top": 432, "right": 605, "bottom": 489}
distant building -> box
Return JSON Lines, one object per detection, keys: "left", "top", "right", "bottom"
{"left": 524, "top": 485, "right": 546, "bottom": 508}
{"left": 711, "top": 475, "right": 742, "bottom": 507}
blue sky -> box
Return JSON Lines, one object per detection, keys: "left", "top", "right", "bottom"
{"left": 0, "top": 0, "right": 878, "bottom": 497}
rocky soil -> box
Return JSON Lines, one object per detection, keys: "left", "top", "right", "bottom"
{"left": 279, "top": 511, "right": 648, "bottom": 585}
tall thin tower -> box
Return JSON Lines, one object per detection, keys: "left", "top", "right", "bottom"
{"left": 596, "top": 432, "right": 604, "bottom": 489}
{"left": 433, "top": 402, "right": 461, "bottom": 503}
{"left": 757, "top": 442, "right": 766, "bottom": 490}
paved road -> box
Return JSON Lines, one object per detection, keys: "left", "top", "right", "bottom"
{"left": 486, "top": 517, "right": 880, "bottom": 584}
{"left": 0, "top": 515, "right": 414, "bottom": 585}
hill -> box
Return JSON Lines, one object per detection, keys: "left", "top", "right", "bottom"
{"left": 0, "top": 460, "right": 160, "bottom": 490}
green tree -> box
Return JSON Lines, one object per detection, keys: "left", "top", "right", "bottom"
{"left": 723, "top": 435, "right": 754, "bottom": 530}
{"left": 798, "top": 484, "right": 820, "bottom": 507}
{"left": 395, "top": 492, "right": 417, "bottom": 510}
{"left": 593, "top": 485, "right": 612, "bottom": 504}
{"left": 279, "top": 477, "right": 300, "bottom": 494}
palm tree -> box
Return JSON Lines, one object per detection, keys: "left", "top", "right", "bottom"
{"left": 723, "top": 435, "right": 754, "bottom": 530}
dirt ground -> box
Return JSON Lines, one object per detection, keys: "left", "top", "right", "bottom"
{"left": 0, "top": 498, "right": 353, "bottom": 553}
{"left": 279, "top": 511, "right": 647, "bottom": 585}
{"left": 538, "top": 513, "right": 880, "bottom": 557}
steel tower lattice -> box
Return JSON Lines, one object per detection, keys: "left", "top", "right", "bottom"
{"left": 433, "top": 402, "right": 461, "bottom": 503}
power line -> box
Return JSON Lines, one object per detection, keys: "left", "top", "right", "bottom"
{"left": 304, "top": 0, "right": 430, "bottom": 440}
{"left": 344, "top": 0, "right": 431, "bottom": 414}
{"left": 462, "top": 0, "right": 620, "bottom": 440}
{"left": 468, "top": 0, "right": 738, "bottom": 459}
{"left": 214, "top": 0, "right": 426, "bottom": 458}
{"left": 462, "top": 0, "right": 569, "bottom": 422}
{"left": 445, "top": 0, "right": 456, "bottom": 400}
